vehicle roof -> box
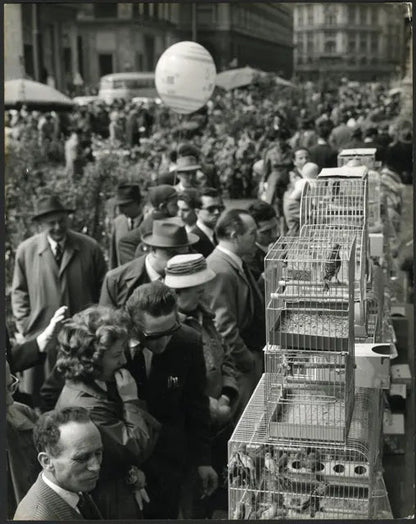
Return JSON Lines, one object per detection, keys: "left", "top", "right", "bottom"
{"left": 100, "top": 72, "right": 155, "bottom": 80}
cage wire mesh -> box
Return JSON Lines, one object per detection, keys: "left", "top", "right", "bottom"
{"left": 299, "top": 166, "right": 368, "bottom": 231}
{"left": 264, "top": 348, "right": 355, "bottom": 443}
{"left": 229, "top": 378, "right": 388, "bottom": 519}
{"left": 265, "top": 235, "right": 356, "bottom": 353}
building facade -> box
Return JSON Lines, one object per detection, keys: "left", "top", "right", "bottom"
{"left": 293, "top": 3, "right": 407, "bottom": 82}
{"left": 4, "top": 3, "right": 80, "bottom": 92}
{"left": 5, "top": 2, "right": 294, "bottom": 92}
{"left": 76, "top": 2, "right": 293, "bottom": 87}
{"left": 177, "top": 3, "right": 293, "bottom": 75}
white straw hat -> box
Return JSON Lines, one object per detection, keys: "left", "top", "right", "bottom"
{"left": 164, "top": 254, "right": 216, "bottom": 289}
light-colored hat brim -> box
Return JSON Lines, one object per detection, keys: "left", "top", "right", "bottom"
{"left": 175, "top": 165, "right": 201, "bottom": 173}
{"left": 141, "top": 231, "right": 199, "bottom": 247}
{"left": 165, "top": 267, "right": 216, "bottom": 289}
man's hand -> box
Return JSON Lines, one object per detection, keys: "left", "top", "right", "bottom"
{"left": 198, "top": 465, "right": 218, "bottom": 498}
{"left": 37, "top": 306, "right": 69, "bottom": 352}
{"left": 114, "top": 368, "right": 138, "bottom": 402}
{"left": 210, "top": 395, "right": 232, "bottom": 426}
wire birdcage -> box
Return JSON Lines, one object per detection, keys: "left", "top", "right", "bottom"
{"left": 265, "top": 236, "right": 356, "bottom": 353}
{"left": 264, "top": 347, "right": 355, "bottom": 443}
{"left": 300, "top": 165, "right": 368, "bottom": 231}
{"left": 228, "top": 378, "right": 388, "bottom": 520}
{"left": 298, "top": 224, "right": 368, "bottom": 333}
{"left": 367, "top": 169, "right": 382, "bottom": 229}
{"left": 337, "top": 148, "right": 377, "bottom": 170}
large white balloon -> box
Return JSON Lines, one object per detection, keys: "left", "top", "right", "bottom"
{"left": 155, "top": 41, "right": 216, "bottom": 114}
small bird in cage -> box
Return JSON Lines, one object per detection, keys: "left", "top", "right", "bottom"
{"left": 294, "top": 447, "right": 309, "bottom": 467}
{"left": 322, "top": 243, "right": 342, "bottom": 291}
{"left": 238, "top": 448, "right": 257, "bottom": 486}
{"left": 259, "top": 502, "right": 278, "bottom": 519}
{"left": 304, "top": 450, "right": 322, "bottom": 472}
{"left": 301, "top": 480, "right": 329, "bottom": 517}
{"left": 264, "top": 451, "right": 277, "bottom": 475}
{"left": 332, "top": 180, "right": 341, "bottom": 198}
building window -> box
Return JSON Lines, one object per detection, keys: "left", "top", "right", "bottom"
{"left": 24, "top": 44, "right": 34, "bottom": 77}
{"left": 307, "top": 34, "right": 314, "bottom": 53}
{"left": 153, "top": 4, "right": 159, "bottom": 19}
{"left": 359, "top": 35, "right": 367, "bottom": 52}
{"left": 324, "top": 40, "right": 336, "bottom": 54}
{"left": 298, "top": 7, "right": 304, "bottom": 27}
{"left": 348, "top": 37, "right": 356, "bottom": 54}
{"left": 307, "top": 5, "right": 313, "bottom": 25}
{"left": 348, "top": 5, "right": 356, "bottom": 23}
{"left": 324, "top": 6, "right": 337, "bottom": 25}
{"left": 370, "top": 33, "right": 378, "bottom": 53}
{"left": 359, "top": 5, "right": 367, "bottom": 24}
{"left": 135, "top": 52, "right": 143, "bottom": 71}
{"left": 98, "top": 54, "right": 113, "bottom": 76}
{"left": 143, "top": 3, "right": 150, "bottom": 18}
{"left": 63, "top": 47, "right": 71, "bottom": 74}
{"left": 370, "top": 6, "right": 378, "bottom": 24}
{"left": 94, "top": 3, "right": 118, "bottom": 18}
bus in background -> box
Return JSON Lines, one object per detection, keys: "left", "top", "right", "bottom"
{"left": 98, "top": 72, "right": 157, "bottom": 104}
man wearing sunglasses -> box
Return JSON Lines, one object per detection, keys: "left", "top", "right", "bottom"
{"left": 124, "top": 281, "right": 217, "bottom": 519}
{"left": 191, "top": 187, "right": 225, "bottom": 258}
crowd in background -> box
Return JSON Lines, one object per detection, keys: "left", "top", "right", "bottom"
{"left": 5, "top": 77, "right": 413, "bottom": 520}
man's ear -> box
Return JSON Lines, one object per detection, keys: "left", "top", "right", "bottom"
{"left": 38, "top": 451, "right": 54, "bottom": 471}
{"left": 229, "top": 229, "right": 238, "bottom": 241}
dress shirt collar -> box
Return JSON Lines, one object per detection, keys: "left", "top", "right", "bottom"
{"left": 217, "top": 244, "right": 243, "bottom": 270}
{"left": 47, "top": 235, "right": 66, "bottom": 254}
{"left": 317, "top": 138, "right": 328, "bottom": 145}
{"left": 42, "top": 472, "right": 80, "bottom": 512}
{"left": 145, "top": 255, "right": 163, "bottom": 281}
{"left": 196, "top": 220, "right": 215, "bottom": 244}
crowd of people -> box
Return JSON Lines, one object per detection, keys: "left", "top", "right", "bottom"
{"left": 6, "top": 76, "right": 413, "bottom": 520}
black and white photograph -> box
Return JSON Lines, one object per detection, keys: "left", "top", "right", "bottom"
{"left": 4, "top": 1, "right": 414, "bottom": 520}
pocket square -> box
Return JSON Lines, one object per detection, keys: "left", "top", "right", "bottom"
{"left": 167, "top": 376, "right": 179, "bottom": 389}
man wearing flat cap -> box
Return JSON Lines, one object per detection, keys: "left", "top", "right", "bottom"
{"left": 11, "top": 195, "right": 107, "bottom": 407}
{"left": 109, "top": 183, "right": 143, "bottom": 269}
{"left": 117, "top": 185, "right": 179, "bottom": 266}
{"left": 99, "top": 218, "right": 198, "bottom": 308}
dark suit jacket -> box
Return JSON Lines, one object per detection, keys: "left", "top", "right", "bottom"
{"left": 206, "top": 247, "right": 265, "bottom": 373}
{"left": 126, "top": 324, "right": 211, "bottom": 471}
{"left": 14, "top": 473, "right": 83, "bottom": 520}
{"left": 190, "top": 224, "right": 216, "bottom": 258}
{"left": 309, "top": 142, "right": 338, "bottom": 170}
{"left": 109, "top": 214, "right": 143, "bottom": 269}
{"left": 6, "top": 329, "right": 44, "bottom": 373}
{"left": 99, "top": 254, "right": 150, "bottom": 308}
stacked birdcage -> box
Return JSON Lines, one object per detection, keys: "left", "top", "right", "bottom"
{"left": 228, "top": 158, "right": 393, "bottom": 519}
{"left": 337, "top": 148, "right": 377, "bottom": 170}
{"left": 228, "top": 377, "right": 388, "bottom": 519}
{"left": 263, "top": 235, "right": 356, "bottom": 443}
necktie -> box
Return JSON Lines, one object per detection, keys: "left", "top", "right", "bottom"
{"left": 54, "top": 243, "right": 63, "bottom": 266}
{"left": 128, "top": 217, "right": 134, "bottom": 230}
{"left": 77, "top": 492, "right": 102, "bottom": 519}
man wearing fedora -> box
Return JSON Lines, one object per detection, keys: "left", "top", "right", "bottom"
{"left": 174, "top": 155, "right": 201, "bottom": 193}
{"left": 11, "top": 194, "right": 107, "bottom": 407}
{"left": 117, "top": 185, "right": 179, "bottom": 266}
{"left": 109, "top": 183, "right": 143, "bottom": 269}
{"left": 99, "top": 218, "right": 198, "bottom": 308}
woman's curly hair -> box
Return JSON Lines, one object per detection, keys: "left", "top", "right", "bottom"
{"left": 56, "top": 305, "right": 131, "bottom": 381}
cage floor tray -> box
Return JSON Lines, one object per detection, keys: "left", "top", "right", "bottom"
{"left": 269, "top": 387, "right": 347, "bottom": 442}
{"left": 273, "top": 310, "right": 350, "bottom": 351}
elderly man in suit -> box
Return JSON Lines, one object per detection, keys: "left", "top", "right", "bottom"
{"left": 117, "top": 185, "right": 179, "bottom": 265}
{"left": 125, "top": 281, "right": 218, "bottom": 519}
{"left": 206, "top": 209, "right": 266, "bottom": 420}
{"left": 11, "top": 195, "right": 107, "bottom": 406}
{"left": 99, "top": 218, "right": 198, "bottom": 309}
{"left": 109, "top": 183, "right": 143, "bottom": 269}
{"left": 190, "top": 187, "right": 224, "bottom": 258}
{"left": 14, "top": 407, "right": 103, "bottom": 520}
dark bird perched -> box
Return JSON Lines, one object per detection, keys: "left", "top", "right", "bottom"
{"left": 331, "top": 180, "right": 341, "bottom": 198}
{"left": 323, "top": 243, "right": 342, "bottom": 292}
